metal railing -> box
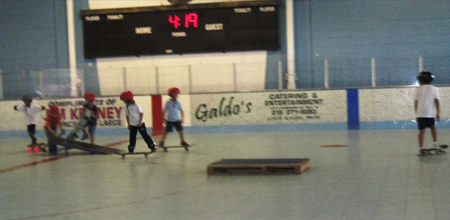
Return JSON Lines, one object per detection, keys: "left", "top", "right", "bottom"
{"left": 1, "top": 56, "right": 449, "bottom": 100}
{"left": 319, "top": 56, "right": 450, "bottom": 88}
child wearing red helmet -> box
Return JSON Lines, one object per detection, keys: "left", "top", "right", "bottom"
{"left": 44, "top": 105, "right": 65, "bottom": 154}
{"left": 159, "top": 88, "right": 189, "bottom": 147}
{"left": 120, "top": 91, "right": 157, "bottom": 153}
{"left": 81, "top": 93, "right": 99, "bottom": 144}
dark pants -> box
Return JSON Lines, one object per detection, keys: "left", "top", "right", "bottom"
{"left": 417, "top": 118, "right": 435, "bottom": 130}
{"left": 129, "top": 123, "right": 154, "bottom": 148}
{"left": 44, "top": 126, "right": 57, "bottom": 154}
{"left": 27, "top": 124, "right": 37, "bottom": 143}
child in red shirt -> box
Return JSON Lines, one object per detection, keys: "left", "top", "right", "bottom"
{"left": 44, "top": 105, "right": 65, "bottom": 154}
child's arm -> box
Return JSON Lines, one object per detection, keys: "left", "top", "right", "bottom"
{"left": 93, "top": 108, "right": 99, "bottom": 119}
{"left": 14, "top": 105, "right": 23, "bottom": 111}
{"left": 180, "top": 110, "right": 184, "bottom": 124}
{"left": 58, "top": 124, "right": 65, "bottom": 135}
{"left": 138, "top": 113, "right": 144, "bottom": 126}
{"left": 414, "top": 100, "right": 418, "bottom": 116}
{"left": 162, "top": 109, "right": 166, "bottom": 122}
{"left": 125, "top": 115, "right": 130, "bottom": 129}
{"left": 44, "top": 125, "right": 57, "bottom": 136}
{"left": 435, "top": 99, "right": 440, "bottom": 121}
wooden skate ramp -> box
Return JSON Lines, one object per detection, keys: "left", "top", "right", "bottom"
{"left": 51, "top": 137, "right": 124, "bottom": 155}
{"left": 207, "top": 158, "right": 310, "bottom": 175}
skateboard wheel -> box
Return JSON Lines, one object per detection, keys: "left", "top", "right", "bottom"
{"left": 39, "top": 144, "right": 47, "bottom": 152}
{"left": 122, "top": 155, "right": 125, "bottom": 159}
{"left": 164, "top": 148, "right": 168, "bottom": 152}
{"left": 184, "top": 147, "right": 189, "bottom": 151}
{"left": 144, "top": 154, "right": 148, "bottom": 158}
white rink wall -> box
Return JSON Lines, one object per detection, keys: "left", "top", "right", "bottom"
{"left": 359, "top": 87, "right": 450, "bottom": 122}
{"left": 96, "top": 52, "right": 268, "bottom": 96}
{"left": 3, "top": 87, "right": 450, "bottom": 133}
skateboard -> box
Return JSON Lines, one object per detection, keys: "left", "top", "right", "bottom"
{"left": 119, "top": 151, "right": 154, "bottom": 159}
{"left": 27, "top": 143, "right": 47, "bottom": 153}
{"left": 157, "top": 144, "right": 195, "bottom": 152}
{"left": 419, "top": 145, "right": 448, "bottom": 156}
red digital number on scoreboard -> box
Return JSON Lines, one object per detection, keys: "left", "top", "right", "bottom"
{"left": 169, "top": 13, "right": 198, "bottom": 28}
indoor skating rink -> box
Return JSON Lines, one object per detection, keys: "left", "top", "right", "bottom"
{"left": 2, "top": 128, "right": 450, "bottom": 220}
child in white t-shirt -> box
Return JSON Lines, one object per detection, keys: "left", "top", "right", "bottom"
{"left": 120, "top": 91, "right": 156, "bottom": 153}
{"left": 14, "top": 94, "right": 46, "bottom": 145}
{"left": 413, "top": 71, "right": 440, "bottom": 156}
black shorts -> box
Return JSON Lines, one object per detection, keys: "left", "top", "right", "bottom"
{"left": 27, "top": 124, "right": 36, "bottom": 134}
{"left": 165, "top": 121, "right": 183, "bottom": 132}
{"left": 417, "top": 118, "right": 435, "bottom": 130}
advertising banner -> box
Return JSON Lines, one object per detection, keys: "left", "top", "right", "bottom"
{"left": 190, "top": 90, "right": 347, "bottom": 126}
{"left": 46, "top": 97, "right": 124, "bottom": 128}
{"left": 2, "top": 96, "right": 152, "bottom": 132}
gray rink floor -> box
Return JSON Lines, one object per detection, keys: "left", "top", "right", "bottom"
{"left": 2, "top": 129, "right": 450, "bottom": 220}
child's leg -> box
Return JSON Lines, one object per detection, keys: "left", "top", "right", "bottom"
{"left": 44, "top": 127, "right": 57, "bottom": 154}
{"left": 160, "top": 132, "right": 167, "bottom": 144}
{"left": 418, "top": 129, "right": 426, "bottom": 148}
{"left": 159, "top": 122, "right": 173, "bottom": 146}
{"left": 178, "top": 130, "right": 185, "bottom": 142}
{"left": 129, "top": 126, "right": 138, "bottom": 151}
{"left": 175, "top": 122, "right": 188, "bottom": 145}
{"left": 430, "top": 126, "right": 438, "bottom": 142}
{"left": 82, "top": 128, "right": 89, "bottom": 138}
{"left": 137, "top": 123, "right": 155, "bottom": 148}
{"left": 88, "top": 125, "right": 96, "bottom": 144}
{"left": 27, "top": 124, "right": 37, "bottom": 144}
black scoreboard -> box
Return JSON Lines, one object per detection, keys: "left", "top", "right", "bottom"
{"left": 80, "top": 0, "right": 280, "bottom": 58}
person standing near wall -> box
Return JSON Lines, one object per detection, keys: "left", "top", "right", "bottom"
{"left": 120, "top": 91, "right": 157, "bottom": 153}
{"left": 414, "top": 71, "right": 440, "bottom": 156}
{"left": 14, "top": 95, "right": 46, "bottom": 145}
{"left": 159, "top": 88, "right": 189, "bottom": 147}
{"left": 81, "top": 93, "right": 99, "bottom": 144}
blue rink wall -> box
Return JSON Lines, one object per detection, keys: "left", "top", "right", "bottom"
{"left": 2, "top": 87, "right": 450, "bottom": 139}
{"left": 2, "top": 0, "right": 450, "bottom": 100}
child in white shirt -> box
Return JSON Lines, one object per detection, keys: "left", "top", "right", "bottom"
{"left": 120, "top": 91, "right": 156, "bottom": 153}
{"left": 414, "top": 71, "right": 440, "bottom": 156}
{"left": 14, "top": 94, "right": 46, "bottom": 145}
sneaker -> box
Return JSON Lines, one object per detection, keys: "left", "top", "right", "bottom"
{"left": 128, "top": 145, "right": 135, "bottom": 153}
{"left": 418, "top": 149, "right": 427, "bottom": 156}
{"left": 159, "top": 141, "right": 164, "bottom": 147}
{"left": 148, "top": 142, "right": 157, "bottom": 152}
{"left": 181, "top": 141, "right": 189, "bottom": 146}
{"left": 433, "top": 143, "right": 440, "bottom": 149}
{"left": 81, "top": 134, "right": 89, "bottom": 141}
